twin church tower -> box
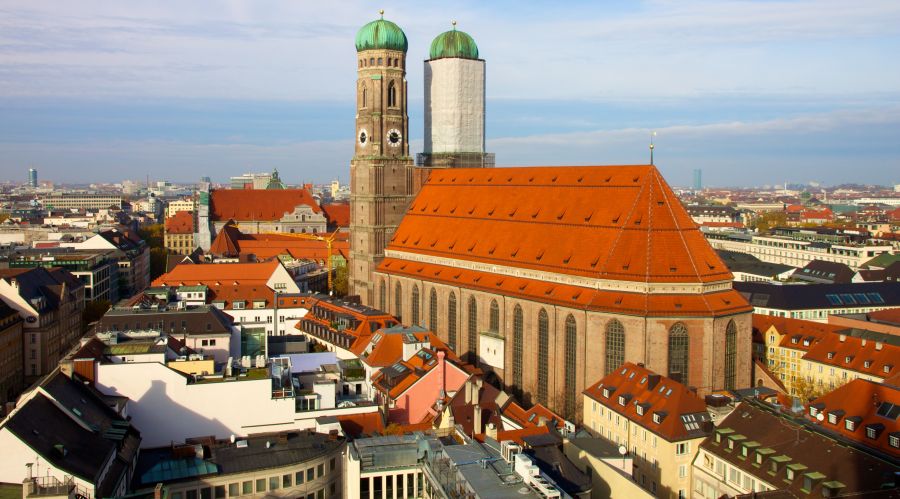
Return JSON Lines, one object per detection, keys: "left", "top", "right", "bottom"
{"left": 349, "top": 13, "right": 492, "bottom": 303}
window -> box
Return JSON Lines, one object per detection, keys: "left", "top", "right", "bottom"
{"left": 512, "top": 305, "right": 524, "bottom": 398}
{"left": 228, "top": 484, "right": 239, "bottom": 497}
{"left": 387, "top": 81, "right": 396, "bottom": 107}
{"left": 429, "top": 288, "right": 438, "bottom": 332}
{"left": 889, "top": 434, "right": 899, "bottom": 448}
{"left": 668, "top": 323, "right": 689, "bottom": 384}
{"left": 242, "top": 482, "right": 252, "bottom": 495}
{"left": 679, "top": 464, "right": 687, "bottom": 478}
{"left": 307, "top": 468, "right": 314, "bottom": 481}
{"left": 214, "top": 486, "right": 225, "bottom": 499}
{"left": 269, "top": 477, "right": 279, "bottom": 490}
{"left": 676, "top": 442, "right": 689, "bottom": 455}
{"left": 411, "top": 285, "right": 420, "bottom": 326}
{"left": 362, "top": 86, "right": 367, "bottom": 108}
{"left": 605, "top": 319, "right": 625, "bottom": 375}
{"left": 256, "top": 479, "right": 266, "bottom": 492}
{"left": 283, "top": 474, "right": 292, "bottom": 488}
{"left": 295, "top": 471, "right": 305, "bottom": 484}
{"left": 489, "top": 300, "right": 500, "bottom": 333}
{"left": 725, "top": 320, "right": 737, "bottom": 390}
{"left": 846, "top": 419, "right": 856, "bottom": 431}
{"left": 537, "top": 309, "right": 550, "bottom": 406}
{"left": 447, "top": 292, "right": 457, "bottom": 351}
{"left": 379, "top": 280, "right": 385, "bottom": 310}
{"left": 564, "top": 314, "right": 578, "bottom": 420}
{"left": 468, "top": 297, "right": 478, "bottom": 360}
{"left": 395, "top": 283, "right": 403, "bottom": 321}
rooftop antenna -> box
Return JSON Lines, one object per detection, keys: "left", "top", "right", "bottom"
{"left": 649, "top": 131, "right": 657, "bottom": 165}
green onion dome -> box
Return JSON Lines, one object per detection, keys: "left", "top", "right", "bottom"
{"left": 355, "top": 13, "right": 408, "bottom": 52}
{"left": 429, "top": 23, "right": 479, "bottom": 60}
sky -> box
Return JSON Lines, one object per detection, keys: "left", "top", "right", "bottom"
{"left": 1, "top": 0, "right": 899, "bottom": 187}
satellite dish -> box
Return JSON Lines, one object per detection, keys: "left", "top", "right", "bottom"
{"left": 816, "top": 413, "right": 824, "bottom": 422}
{"left": 618, "top": 445, "right": 627, "bottom": 456}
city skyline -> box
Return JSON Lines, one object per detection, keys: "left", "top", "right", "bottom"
{"left": 1, "top": 1, "right": 899, "bottom": 186}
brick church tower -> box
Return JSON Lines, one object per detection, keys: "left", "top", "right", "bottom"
{"left": 349, "top": 12, "right": 417, "bottom": 305}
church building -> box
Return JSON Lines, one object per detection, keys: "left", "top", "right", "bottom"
{"left": 348, "top": 14, "right": 753, "bottom": 420}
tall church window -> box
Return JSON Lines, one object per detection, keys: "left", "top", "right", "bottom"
{"left": 489, "top": 300, "right": 500, "bottom": 333}
{"left": 512, "top": 305, "right": 524, "bottom": 398}
{"left": 369, "top": 57, "right": 374, "bottom": 66}
{"left": 725, "top": 320, "right": 737, "bottom": 390}
{"left": 411, "top": 285, "right": 420, "bottom": 326}
{"left": 362, "top": 87, "right": 367, "bottom": 108}
{"left": 564, "top": 315, "right": 577, "bottom": 420}
{"left": 537, "top": 309, "right": 550, "bottom": 406}
{"left": 429, "top": 289, "right": 438, "bottom": 332}
{"left": 387, "top": 81, "right": 396, "bottom": 108}
{"left": 668, "top": 323, "right": 690, "bottom": 384}
{"left": 377, "top": 57, "right": 382, "bottom": 65}
{"left": 379, "top": 280, "right": 385, "bottom": 311}
{"left": 467, "top": 297, "right": 478, "bottom": 361}
{"left": 448, "top": 292, "right": 457, "bottom": 351}
{"left": 394, "top": 283, "right": 402, "bottom": 322}
{"left": 605, "top": 319, "right": 625, "bottom": 375}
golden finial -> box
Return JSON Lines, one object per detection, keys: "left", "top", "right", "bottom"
{"left": 451, "top": 20, "right": 457, "bottom": 30}
{"left": 379, "top": 9, "right": 384, "bottom": 18}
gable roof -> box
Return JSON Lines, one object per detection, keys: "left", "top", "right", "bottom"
{"left": 322, "top": 203, "right": 350, "bottom": 228}
{"left": 384, "top": 165, "right": 732, "bottom": 285}
{"left": 752, "top": 314, "right": 839, "bottom": 351}
{"left": 802, "top": 332, "right": 898, "bottom": 378}
{"left": 808, "top": 379, "right": 899, "bottom": 458}
{"left": 583, "top": 362, "right": 711, "bottom": 442}
{"left": 152, "top": 261, "right": 281, "bottom": 286}
{"left": 209, "top": 188, "right": 320, "bottom": 221}
{"left": 164, "top": 210, "right": 195, "bottom": 234}
{"left": 793, "top": 260, "right": 855, "bottom": 284}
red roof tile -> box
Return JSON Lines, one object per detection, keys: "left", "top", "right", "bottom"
{"left": 337, "top": 412, "right": 385, "bottom": 438}
{"left": 808, "top": 379, "right": 899, "bottom": 457}
{"left": 752, "top": 314, "right": 839, "bottom": 351}
{"left": 321, "top": 203, "right": 350, "bottom": 228}
{"left": 383, "top": 166, "right": 733, "bottom": 285}
{"left": 165, "top": 210, "right": 195, "bottom": 234}
{"left": 802, "top": 333, "right": 898, "bottom": 378}
{"left": 583, "top": 362, "right": 711, "bottom": 442}
{"left": 209, "top": 188, "right": 320, "bottom": 221}
{"left": 152, "top": 261, "right": 280, "bottom": 287}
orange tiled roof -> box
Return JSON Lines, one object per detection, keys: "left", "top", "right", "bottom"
{"left": 209, "top": 188, "right": 320, "bottom": 221}
{"left": 381, "top": 257, "right": 750, "bottom": 317}
{"left": 337, "top": 412, "right": 385, "bottom": 438}
{"left": 322, "top": 203, "right": 350, "bottom": 228}
{"left": 583, "top": 362, "right": 711, "bottom": 442}
{"left": 164, "top": 211, "right": 195, "bottom": 234}
{"left": 752, "top": 314, "right": 839, "bottom": 351}
{"left": 477, "top": 425, "right": 552, "bottom": 446}
{"left": 208, "top": 224, "right": 349, "bottom": 261}
{"left": 866, "top": 308, "right": 900, "bottom": 327}
{"left": 152, "top": 261, "right": 280, "bottom": 287}
{"left": 808, "top": 379, "right": 899, "bottom": 457}
{"left": 502, "top": 401, "right": 567, "bottom": 429}
{"left": 802, "top": 333, "right": 898, "bottom": 378}
{"left": 382, "top": 166, "right": 734, "bottom": 285}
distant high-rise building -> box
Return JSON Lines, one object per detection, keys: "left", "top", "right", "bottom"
{"left": 28, "top": 168, "right": 37, "bottom": 188}
{"left": 693, "top": 168, "right": 702, "bottom": 191}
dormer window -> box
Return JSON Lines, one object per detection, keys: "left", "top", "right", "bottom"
{"left": 827, "top": 409, "right": 844, "bottom": 425}
{"left": 803, "top": 339, "right": 811, "bottom": 347}
{"left": 845, "top": 417, "right": 861, "bottom": 432}
{"left": 602, "top": 387, "right": 613, "bottom": 398}
{"left": 844, "top": 355, "right": 853, "bottom": 364}
{"left": 636, "top": 404, "right": 644, "bottom": 416}
{"left": 865, "top": 423, "right": 885, "bottom": 440}
{"left": 618, "top": 395, "right": 628, "bottom": 406}
{"left": 652, "top": 412, "right": 664, "bottom": 424}
{"left": 884, "top": 364, "right": 893, "bottom": 374}
{"left": 864, "top": 360, "right": 872, "bottom": 368}
{"left": 809, "top": 403, "right": 824, "bottom": 418}
{"left": 827, "top": 352, "right": 835, "bottom": 359}
{"left": 791, "top": 337, "right": 799, "bottom": 344}
{"left": 889, "top": 433, "right": 899, "bottom": 449}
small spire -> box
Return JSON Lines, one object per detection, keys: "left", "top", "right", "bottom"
{"left": 649, "top": 131, "right": 657, "bottom": 165}
{"left": 452, "top": 20, "right": 457, "bottom": 30}
{"left": 379, "top": 9, "right": 384, "bottom": 19}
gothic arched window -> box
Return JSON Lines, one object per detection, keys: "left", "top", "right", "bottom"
{"left": 668, "top": 323, "right": 690, "bottom": 384}
{"left": 362, "top": 86, "right": 367, "bottom": 108}
{"left": 537, "top": 309, "right": 550, "bottom": 406}
{"left": 394, "top": 282, "right": 402, "bottom": 322}
{"left": 379, "top": 280, "right": 385, "bottom": 311}
{"left": 725, "top": 320, "right": 737, "bottom": 390}
{"left": 605, "top": 320, "right": 625, "bottom": 375}
{"left": 387, "top": 81, "right": 396, "bottom": 107}
{"left": 489, "top": 300, "right": 500, "bottom": 333}
{"left": 411, "top": 285, "right": 420, "bottom": 326}
{"left": 512, "top": 305, "right": 524, "bottom": 398}
{"left": 429, "top": 288, "right": 438, "bottom": 332}
{"left": 448, "top": 292, "right": 457, "bottom": 351}
{"left": 564, "top": 314, "right": 577, "bottom": 419}
{"left": 467, "top": 297, "right": 478, "bottom": 360}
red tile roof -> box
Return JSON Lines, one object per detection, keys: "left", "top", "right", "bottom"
{"left": 583, "top": 362, "right": 711, "bottom": 442}
{"left": 209, "top": 188, "right": 320, "bottom": 221}
{"left": 866, "top": 308, "right": 900, "bottom": 327}
{"left": 752, "top": 314, "right": 838, "bottom": 351}
{"left": 164, "top": 211, "right": 195, "bottom": 234}
{"left": 502, "top": 401, "right": 567, "bottom": 429}
{"left": 802, "top": 333, "right": 898, "bottom": 378}
{"left": 321, "top": 203, "right": 350, "bottom": 228}
{"left": 382, "top": 166, "right": 733, "bottom": 285}
{"left": 808, "top": 379, "right": 899, "bottom": 457}
{"left": 152, "top": 261, "right": 280, "bottom": 286}
{"left": 337, "top": 412, "right": 385, "bottom": 438}
{"left": 381, "top": 258, "right": 750, "bottom": 317}
{"left": 208, "top": 224, "right": 349, "bottom": 261}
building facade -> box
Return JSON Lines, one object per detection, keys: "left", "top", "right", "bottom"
{"left": 374, "top": 166, "right": 753, "bottom": 419}
{"left": 349, "top": 15, "right": 419, "bottom": 305}
{"left": 164, "top": 210, "right": 196, "bottom": 255}
{"left": 0, "top": 301, "right": 24, "bottom": 409}
{"left": 40, "top": 193, "right": 123, "bottom": 210}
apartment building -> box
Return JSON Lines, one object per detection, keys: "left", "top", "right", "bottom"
{"left": 705, "top": 231, "right": 891, "bottom": 270}
{"left": 754, "top": 315, "right": 836, "bottom": 395}
{"left": 164, "top": 210, "right": 196, "bottom": 255}
{"left": 800, "top": 331, "right": 899, "bottom": 391}
{"left": 0, "top": 301, "right": 24, "bottom": 409}
{"left": 582, "top": 363, "right": 713, "bottom": 498}
{"left": 735, "top": 281, "right": 899, "bottom": 322}
{"left": 40, "top": 192, "right": 123, "bottom": 211}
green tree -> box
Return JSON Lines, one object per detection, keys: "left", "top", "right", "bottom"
{"left": 332, "top": 264, "right": 349, "bottom": 297}
{"left": 752, "top": 211, "right": 787, "bottom": 233}
{"left": 137, "top": 224, "right": 164, "bottom": 249}
{"left": 149, "top": 247, "right": 168, "bottom": 281}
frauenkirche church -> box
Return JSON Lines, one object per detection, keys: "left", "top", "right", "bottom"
{"left": 348, "top": 13, "right": 752, "bottom": 420}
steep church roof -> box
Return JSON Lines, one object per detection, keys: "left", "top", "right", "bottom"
{"left": 378, "top": 165, "right": 750, "bottom": 317}
{"left": 208, "top": 188, "right": 320, "bottom": 221}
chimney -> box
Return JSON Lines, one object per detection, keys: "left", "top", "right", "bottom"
{"left": 875, "top": 342, "right": 883, "bottom": 351}
{"left": 647, "top": 374, "right": 661, "bottom": 391}
{"left": 154, "top": 484, "right": 163, "bottom": 499}
{"left": 839, "top": 334, "right": 846, "bottom": 342}
{"left": 473, "top": 404, "right": 482, "bottom": 435}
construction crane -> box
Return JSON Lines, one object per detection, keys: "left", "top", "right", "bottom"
{"left": 233, "top": 225, "right": 339, "bottom": 293}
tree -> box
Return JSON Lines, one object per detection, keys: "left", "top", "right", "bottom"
{"left": 793, "top": 376, "right": 844, "bottom": 402}
{"left": 332, "top": 264, "right": 349, "bottom": 297}
{"left": 752, "top": 211, "right": 787, "bottom": 233}
{"left": 137, "top": 224, "right": 164, "bottom": 249}
{"left": 149, "top": 247, "right": 168, "bottom": 280}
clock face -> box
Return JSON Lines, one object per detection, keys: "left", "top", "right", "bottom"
{"left": 387, "top": 129, "right": 402, "bottom": 147}
{"left": 358, "top": 129, "right": 368, "bottom": 146}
